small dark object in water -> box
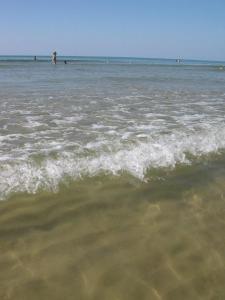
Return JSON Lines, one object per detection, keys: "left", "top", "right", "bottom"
{"left": 34, "top": 56, "right": 37, "bottom": 61}
{"left": 64, "top": 60, "right": 67, "bottom": 64}
{"left": 52, "top": 51, "right": 57, "bottom": 64}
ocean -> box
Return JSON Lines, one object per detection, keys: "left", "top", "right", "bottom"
{"left": 0, "top": 56, "right": 225, "bottom": 299}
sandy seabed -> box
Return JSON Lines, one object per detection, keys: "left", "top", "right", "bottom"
{"left": 0, "top": 159, "right": 225, "bottom": 300}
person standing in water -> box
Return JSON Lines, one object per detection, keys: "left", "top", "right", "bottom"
{"left": 52, "top": 51, "right": 57, "bottom": 64}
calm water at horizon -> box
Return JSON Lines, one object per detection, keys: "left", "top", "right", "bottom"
{"left": 0, "top": 56, "right": 225, "bottom": 299}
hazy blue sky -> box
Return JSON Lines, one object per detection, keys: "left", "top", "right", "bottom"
{"left": 1, "top": 0, "right": 225, "bottom": 60}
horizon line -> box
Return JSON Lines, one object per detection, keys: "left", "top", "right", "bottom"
{"left": 0, "top": 54, "right": 225, "bottom": 63}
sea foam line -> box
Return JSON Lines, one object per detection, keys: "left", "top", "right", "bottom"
{"left": 0, "top": 126, "right": 225, "bottom": 200}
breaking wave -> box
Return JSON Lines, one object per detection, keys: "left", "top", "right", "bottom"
{"left": 1, "top": 125, "right": 225, "bottom": 200}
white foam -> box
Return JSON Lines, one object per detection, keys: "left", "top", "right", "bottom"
{"left": 121, "top": 132, "right": 132, "bottom": 140}
{"left": 23, "top": 116, "right": 43, "bottom": 128}
{"left": 133, "top": 124, "right": 159, "bottom": 131}
{"left": 1, "top": 125, "right": 225, "bottom": 200}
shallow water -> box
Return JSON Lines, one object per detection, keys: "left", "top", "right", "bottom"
{"left": 1, "top": 157, "right": 225, "bottom": 299}
{"left": 0, "top": 57, "right": 225, "bottom": 198}
{"left": 0, "top": 56, "right": 225, "bottom": 299}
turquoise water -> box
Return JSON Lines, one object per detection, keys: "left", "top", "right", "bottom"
{"left": 0, "top": 56, "right": 225, "bottom": 299}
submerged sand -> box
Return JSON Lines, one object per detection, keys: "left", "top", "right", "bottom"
{"left": 0, "top": 160, "right": 225, "bottom": 300}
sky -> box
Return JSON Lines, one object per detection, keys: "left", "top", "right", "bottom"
{"left": 0, "top": 0, "right": 225, "bottom": 61}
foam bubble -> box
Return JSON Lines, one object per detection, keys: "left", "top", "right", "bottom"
{"left": 1, "top": 125, "right": 225, "bottom": 200}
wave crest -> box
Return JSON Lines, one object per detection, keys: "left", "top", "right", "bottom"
{"left": 1, "top": 126, "right": 225, "bottom": 200}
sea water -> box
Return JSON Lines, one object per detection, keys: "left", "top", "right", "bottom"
{"left": 0, "top": 56, "right": 225, "bottom": 299}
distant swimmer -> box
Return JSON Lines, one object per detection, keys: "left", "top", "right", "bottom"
{"left": 52, "top": 51, "right": 57, "bottom": 64}
{"left": 64, "top": 60, "right": 67, "bottom": 64}
{"left": 34, "top": 56, "right": 37, "bottom": 61}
